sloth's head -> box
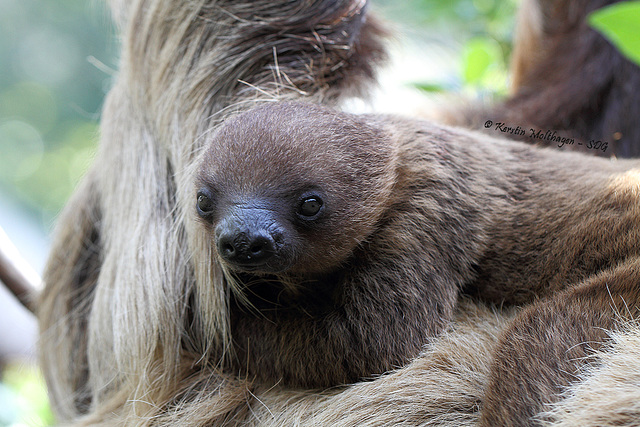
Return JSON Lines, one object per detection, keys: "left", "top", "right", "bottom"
{"left": 195, "top": 102, "right": 397, "bottom": 277}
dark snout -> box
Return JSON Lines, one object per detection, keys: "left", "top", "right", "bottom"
{"left": 217, "top": 227, "right": 276, "bottom": 265}
{"left": 215, "top": 208, "right": 288, "bottom": 272}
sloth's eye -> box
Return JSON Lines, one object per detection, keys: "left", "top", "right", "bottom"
{"left": 196, "top": 191, "right": 214, "bottom": 217}
{"left": 298, "top": 196, "right": 323, "bottom": 218}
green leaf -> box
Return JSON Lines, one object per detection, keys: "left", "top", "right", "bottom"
{"left": 413, "top": 82, "right": 446, "bottom": 93}
{"left": 462, "top": 37, "right": 502, "bottom": 85}
{"left": 588, "top": 1, "right": 640, "bottom": 67}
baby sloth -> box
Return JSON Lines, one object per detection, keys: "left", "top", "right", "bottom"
{"left": 196, "top": 102, "right": 640, "bottom": 389}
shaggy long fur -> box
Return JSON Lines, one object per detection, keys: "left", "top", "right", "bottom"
{"left": 38, "top": 0, "right": 640, "bottom": 425}
{"left": 539, "top": 323, "right": 640, "bottom": 426}
{"left": 38, "top": 0, "right": 388, "bottom": 422}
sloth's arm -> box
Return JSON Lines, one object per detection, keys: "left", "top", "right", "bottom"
{"left": 480, "top": 256, "right": 640, "bottom": 426}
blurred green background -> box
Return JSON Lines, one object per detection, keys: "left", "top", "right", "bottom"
{"left": 0, "top": 0, "right": 515, "bottom": 425}
{"left": 0, "top": 0, "right": 117, "bottom": 229}
{"left": 377, "top": 0, "right": 517, "bottom": 94}
{"left": 1, "top": 1, "right": 116, "bottom": 425}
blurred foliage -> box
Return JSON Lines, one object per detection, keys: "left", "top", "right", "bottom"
{"left": 0, "top": 363, "right": 53, "bottom": 426}
{"left": 1, "top": 0, "right": 116, "bottom": 423}
{"left": 0, "top": 0, "right": 117, "bottom": 231}
{"left": 589, "top": 1, "right": 640, "bottom": 66}
{"left": 376, "top": 0, "right": 517, "bottom": 95}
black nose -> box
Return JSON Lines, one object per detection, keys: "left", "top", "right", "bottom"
{"left": 217, "top": 228, "right": 277, "bottom": 266}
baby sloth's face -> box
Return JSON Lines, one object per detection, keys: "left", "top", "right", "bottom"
{"left": 195, "top": 182, "right": 326, "bottom": 274}
{"left": 195, "top": 102, "right": 397, "bottom": 276}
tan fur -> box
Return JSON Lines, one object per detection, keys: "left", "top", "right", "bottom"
{"left": 509, "top": 0, "right": 544, "bottom": 92}
{"left": 38, "top": 0, "right": 640, "bottom": 425}
{"left": 541, "top": 324, "right": 640, "bottom": 427}
{"left": 59, "top": 300, "right": 515, "bottom": 427}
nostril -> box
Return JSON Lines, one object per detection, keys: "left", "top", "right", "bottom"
{"left": 222, "top": 242, "right": 236, "bottom": 256}
{"left": 217, "top": 231, "right": 238, "bottom": 261}
{"left": 249, "top": 236, "right": 271, "bottom": 255}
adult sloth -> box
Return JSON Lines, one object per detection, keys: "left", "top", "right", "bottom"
{"left": 37, "top": 0, "right": 640, "bottom": 425}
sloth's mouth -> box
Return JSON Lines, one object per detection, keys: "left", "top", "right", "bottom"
{"left": 223, "top": 268, "right": 305, "bottom": 306}
{"left": 221, "top": 256, "right": 293, "bottom": 275}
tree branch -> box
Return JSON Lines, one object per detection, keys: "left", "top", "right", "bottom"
{"left": 0, "top": 226, "right": 40, "bottom": 314}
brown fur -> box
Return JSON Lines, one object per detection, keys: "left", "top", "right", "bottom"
{"left": 478, "top": 4, "right": 640, "bottom": 420}
{"left": 195, "top": 101, "right": 640, "bottom": 402}
{"left": 448, "top": 0, "right": 640, "bottom": 158}
{"left": 70, "top": 299, "right": 513, "bottom": 427}
{"left": 482, "top": 258, "right": 640, "bottom": 426}
{"left": 196, "top": 102, "right": 480, "bottom": 388}
{"left": 504, "top": 0, "right": 640, "bottom": 157}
